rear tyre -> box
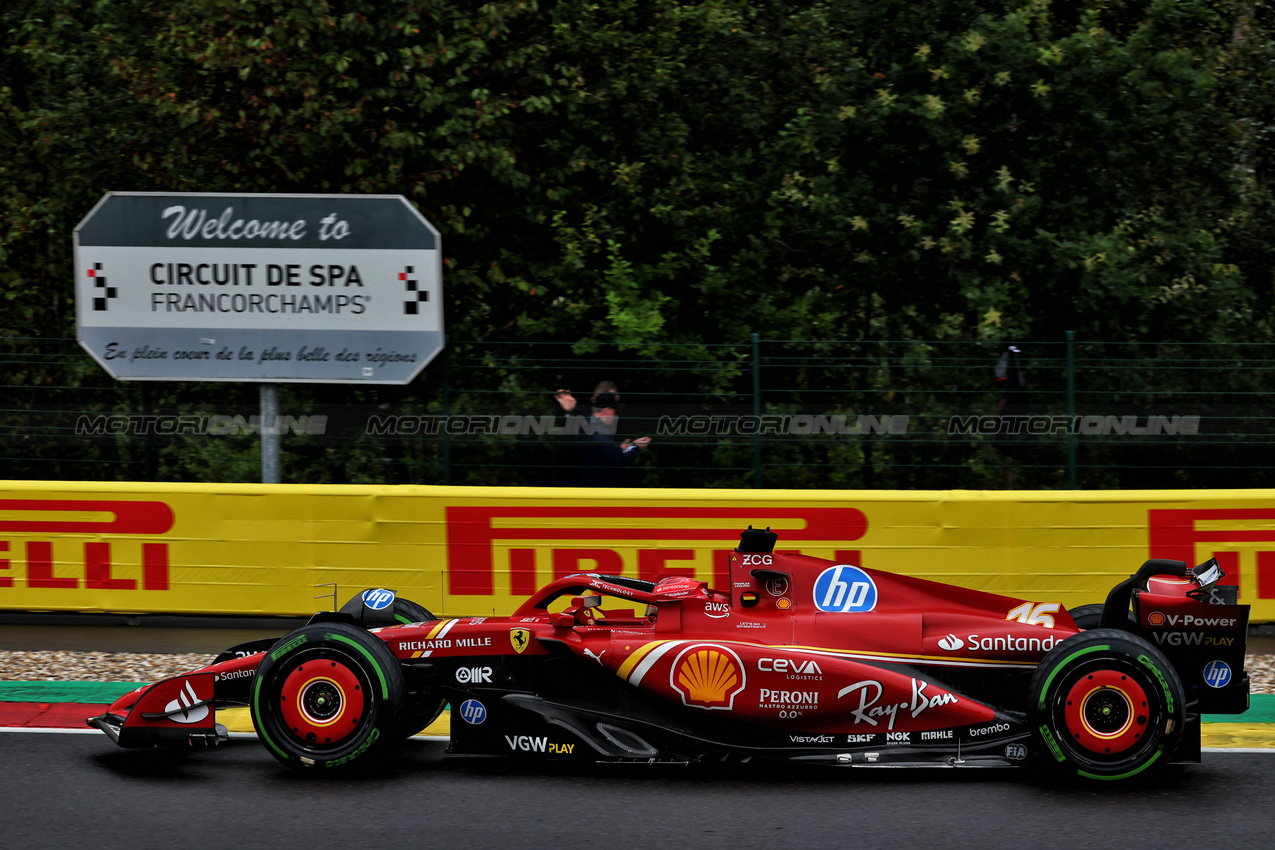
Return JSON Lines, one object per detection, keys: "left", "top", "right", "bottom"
{"left": 1068, "top": 603, "right": 1134, "bottom": 630}
{"left": 251, "top": 622, "right": 404, "bottom": 771}
{"left": 1028, "top": 628, "right": 1184, "bottom": 781}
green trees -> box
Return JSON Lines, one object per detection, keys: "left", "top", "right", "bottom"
{"left": 3, "top": 1, "right": 1274, "bottom": 487}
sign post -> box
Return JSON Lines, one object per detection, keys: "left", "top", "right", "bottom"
{"left": 74, "top": 192, "right": 444, "bottom": 480}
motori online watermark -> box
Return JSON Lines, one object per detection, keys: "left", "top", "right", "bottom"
{"left": 362, "top": 414, "right": 911, "bottom": 436}
{"left": 946, "top": 414, "right": 1200, "bottom": 436}
{"left": 75, "top": 414, "right": 329, "bottom": 436}
{"left": 361, "top": 413, "right": 1200, "bottom": 437}
{"left": 657, "top": 415, "right": 910, "bottom": 436}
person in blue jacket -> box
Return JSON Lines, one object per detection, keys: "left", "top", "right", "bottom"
{"left": 553, "top": 381, "right": 651, "bottom": 486}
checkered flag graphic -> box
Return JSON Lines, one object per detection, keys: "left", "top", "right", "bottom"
{"left": 89, "top": 263, "right": 117, "bottom": 311}
{"left": 401, "top": 265, "right": 428, "bottom": 315}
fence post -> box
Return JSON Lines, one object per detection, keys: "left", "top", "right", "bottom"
{"left": 442, "top": 334, "right": 451, "bottom": 485}
{"left": 140, "top": 381, "right": 152, "bottom": 482}
{"left": 260, "top": 383, "right": 280, "bottom": 484}
{"left": 751, "top": 333, "right": 762, "bottom": 488}
{"left": 1066, "top": 330, "right": 1077, "bottom": 489}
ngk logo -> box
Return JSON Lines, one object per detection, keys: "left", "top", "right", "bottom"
{"left": 0, "top": 499, "right": 174, "bottom": 590}
{"left": 444, "top": 506, "right": 867, "bottom": 596}
{"left": 1149, "top": 508, "right": 1275, "bottom": 599}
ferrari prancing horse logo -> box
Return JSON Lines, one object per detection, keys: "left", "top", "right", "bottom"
{"left": 510, "top": 628, "right": 531, "bottom": 654}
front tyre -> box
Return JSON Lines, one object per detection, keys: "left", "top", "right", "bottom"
{"left": 251, "top": 622, "right": 405, "bottom": 771}
{"left": 1028, "top": 628, "right": 1184, "bottom": 781}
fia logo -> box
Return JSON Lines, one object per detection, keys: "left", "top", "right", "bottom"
{"left": 458, "top": 699, "right": 487, "bottom": 725}
{"left": 812, "top": 565, "right": 877, "bottom": 613}
{"left": 1004, "top": 743, "right": 1028, "bottom": 761}
{"left": 361, "top": 588, "right": 396, "bottom": 610}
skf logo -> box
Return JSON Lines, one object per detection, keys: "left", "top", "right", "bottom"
{"left": 0, "top": 499, "right": 174, "bottom": 590}
{"left": 444, "top": 506, "right": 867, "bottom": 595}
{"left": 509, "top": 628, "right": 531, "bottom": 654}
{"left": 671, "top": 644, "right": 745, "bottom": 710}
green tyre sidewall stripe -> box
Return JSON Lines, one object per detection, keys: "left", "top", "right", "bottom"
{"left": 251, "top": 668, "right": 291, "bottom": 761}
{"left": 328, "top": 632, "right": 389, "bottom": 700}
{"left": 1136, "top": 653, "right": 1175, "bottom": 713}
{"left": 1076, "top": 747, "right": 1163, "bottom": 781}
{"left": 1033, "top": 631, "right": 1183, "bottom": 781}
{"left": 1037, "top": 644, "right": 1110, "bottom": 710}
{"left": 251, "top": 629, "right": 388, "bottom": 765}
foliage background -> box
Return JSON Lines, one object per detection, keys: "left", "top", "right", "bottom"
{"left": 3, "top": 0, "right": 1274, "bottom": 489}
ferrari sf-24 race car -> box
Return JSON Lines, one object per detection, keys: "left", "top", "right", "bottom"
{"left": 89, "top": 526, "right": 1251, "bottom": 780}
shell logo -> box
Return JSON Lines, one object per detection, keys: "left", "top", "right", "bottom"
{"left": 1148, "top": 612, "right": 1166, "bottom": 626}
{"left": 670, "top": 644, "right": 745, "bottom": 710}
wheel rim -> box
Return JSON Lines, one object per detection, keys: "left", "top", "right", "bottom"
{"left": 1061, "top": 669, "right": 1149, "bottom": 756}
{"left": 279, "top": 658, "right": 366, "bottom": 747}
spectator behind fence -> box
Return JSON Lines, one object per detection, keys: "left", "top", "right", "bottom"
{"left": 553, "top": 381, "right": 651, "bottom": 486}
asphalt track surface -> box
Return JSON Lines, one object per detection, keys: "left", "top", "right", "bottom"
{"left": 0, "top": 732, "right": 1271, "bottom": 850}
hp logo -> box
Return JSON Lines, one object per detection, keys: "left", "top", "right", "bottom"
{"left": 458, "top": 699, "right": 487, "bottom": 725}
{"left": 1203, "top": 660, "right": 1232, "bottom": 689}
{"left": 812, "top": 565, "right": 878, "bottom": 613}
{"left": 361, "top": 588, "right": 397, "bottom": 610}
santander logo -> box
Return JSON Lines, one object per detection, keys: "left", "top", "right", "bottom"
{"left": 163, "top": 680, "right": 209, "bottom": 724}
{"left": 937, "top": 634, "right": 964, "bottom": 651}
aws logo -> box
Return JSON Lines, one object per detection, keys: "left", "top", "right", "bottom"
{"left": 671, "top": 644, "right": 745, "bottom": 711}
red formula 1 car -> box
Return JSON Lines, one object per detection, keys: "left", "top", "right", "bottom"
{"left": 88, "top": 527, "right": 1250, "bottom": 780}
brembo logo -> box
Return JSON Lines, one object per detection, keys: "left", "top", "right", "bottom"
{"left": 164, "top": 680, "right": 209, "bottom": 724}
{"left": 0, "top": 499, "right": 174, "bottom": 590}
{"left": 443, "top": 506, "right": 867, "bottom": 596}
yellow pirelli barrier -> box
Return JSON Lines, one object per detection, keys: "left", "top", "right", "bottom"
{"left": 1, "top": 482, "right": 1274, "bottom": 620}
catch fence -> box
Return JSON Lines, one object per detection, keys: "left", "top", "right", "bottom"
{"left": 2, "top": 334, "right": 1270, "bottom": 490}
